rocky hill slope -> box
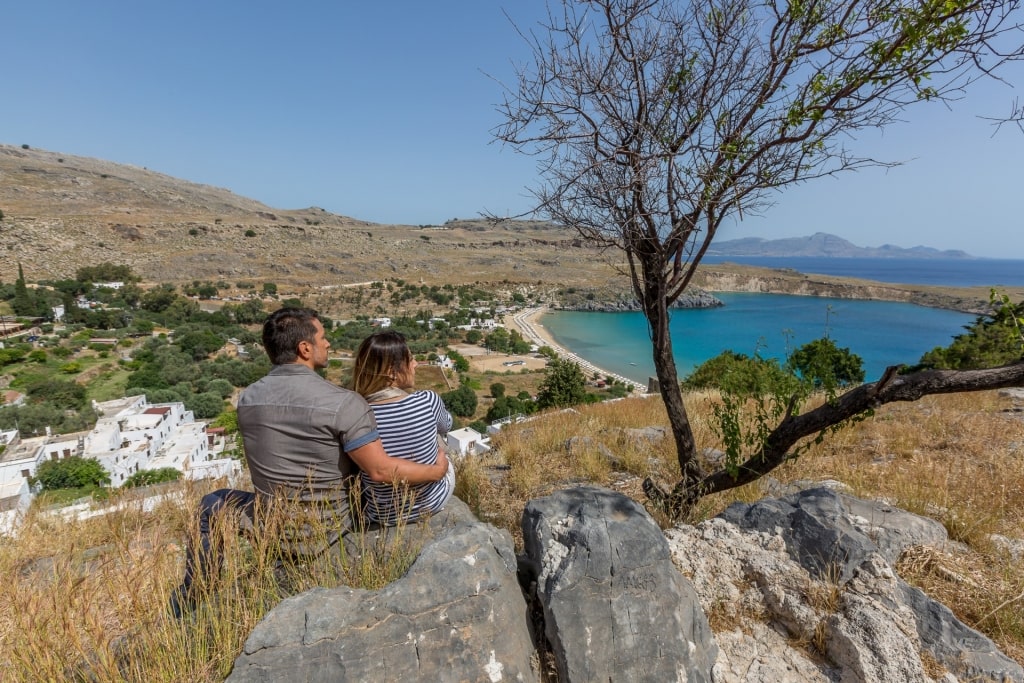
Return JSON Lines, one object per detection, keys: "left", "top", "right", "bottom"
{"left": 0, "top": 144, "right": 612, "bottom": 287}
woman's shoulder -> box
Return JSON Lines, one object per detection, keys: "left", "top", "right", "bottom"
{"left": 410, "top": 389, "right": 443, "bottom": 402}
{"left": 373, "top": 390, "right": 439, "bottom": 410}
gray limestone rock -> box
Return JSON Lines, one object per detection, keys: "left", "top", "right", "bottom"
{"left": 718, "top": 486, "right": 947, "bottom": 583}
{"left": 521, "top": 485, "right": 717, "bottom": 683}
{"left": 825, "top": 555, "right": 931, "bottom": 683}
{"left": 227, "top": 519, "right": 537, "bottom": 683}
{"left": 897, "top": 579, "right": 1024, "bottom": 683}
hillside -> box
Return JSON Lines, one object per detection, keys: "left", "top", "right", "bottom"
{"left": 0, "top": 144, "right": 615, "bottom": 287}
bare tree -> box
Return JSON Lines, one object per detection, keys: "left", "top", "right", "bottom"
{"left": 495, "top": 0, "right": 1024, "bottom": 514}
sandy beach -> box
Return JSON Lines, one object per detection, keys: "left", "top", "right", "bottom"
{"left": 503, "top": 307, "right": 647, "bottom": 393}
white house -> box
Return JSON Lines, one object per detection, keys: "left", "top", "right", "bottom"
{"left": 446, "top": 427, "right": 491, "bottom": 457}
{"left": 435, "top": 355, "right": 456, "bottom": 371}
{"left": 87, "top": 398, "right": 211, "bottom": 486}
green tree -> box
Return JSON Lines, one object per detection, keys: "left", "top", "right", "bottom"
{"left": 441, "top": 385, "right": 478, "bottom": 418}
{"left": 490, "top": 382, "right": 506, "bottom": 399}
{"left": 33, "top": 456, "right": 110, "bottom": 491}
{"left": 683, "top": 351, "right": 797, "bottom": 396}
{"left": 918, "top": 296, "right": 1024, "bottom": 369}
{"left": 537, "top": 346, "right": 558, "bottom": 360}
{"left": 76, "top": 263, "right": 138, "bottom": 283}
{"left": 203, "top": 378, "right": 235, "bottom": 398}
{"left": 465, "top": 329, "right": 483, "bottom": 344}
{"left": 788, "top": 338, "right": 865, "bottom": 389}
{"left": 12, "top": 263, "right": 34, "bottom": 316}
{"left": 140, "top": 284, "right": 178, "bottom": 313}
{"left": 485, "top": 328, "right": 511, "bottom": 353}
{"left": 537, "top": 358, "right": 587, "bottom": 409}
{"left": 496, "top": 0, "right": 1024, "bottom": 513}
{"left": 446, "top": 349, "right": 470, "bottom": 373}
{"left": 26, "top": 378, "right": 87, "bottom": 410}
{"left": 485, "top": 394, "right": 536, "bottom": 423}
{"left": 185, "top": 392, "right": 226, "bottom": 419}
{"left": 262, "top": 282, "right": 278, "bottom": 296}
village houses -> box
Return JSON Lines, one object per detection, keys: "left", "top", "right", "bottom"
{"left": 0, "top": 394, "right": 238, "bottom": 534}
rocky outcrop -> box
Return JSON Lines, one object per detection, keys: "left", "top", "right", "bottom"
{"left": 521, "top": 486, "right": 717, "bottom": 682}
{"left": 718, "top": 487, "right": 949, "bottom": 583}
{"left": 693, "top": 487, "right": 1024, "bottom": 683}
{"left": 228, "top": 486, "right": 1023, "bottom": 683}
{"left": 227, "top": 499, "right": 537, "bottom": 683}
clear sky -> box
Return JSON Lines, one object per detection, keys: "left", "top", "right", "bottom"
{"left": 3, "top": 1, "right": 1022, "bottom": 258}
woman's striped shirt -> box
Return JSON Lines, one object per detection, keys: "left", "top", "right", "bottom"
{"left": 361, "top": 390, "right": 454, "bottom": 526}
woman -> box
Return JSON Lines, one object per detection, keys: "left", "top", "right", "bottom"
{"left": 351, "top": 330, "right": 455, "bottom": 525}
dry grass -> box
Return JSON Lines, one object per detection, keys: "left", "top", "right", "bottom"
{"left": 0, "top": 478, "right": 424, "bottom": 682}
{"left": 2, "top": 389, "right": 1022, "bottom": 679}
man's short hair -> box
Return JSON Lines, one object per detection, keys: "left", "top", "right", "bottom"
{"left": 262, "top": 308, "right": 320, "bottom": 365}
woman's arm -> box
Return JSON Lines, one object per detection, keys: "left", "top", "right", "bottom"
{"left": 349, "top": 439, "right": 449, "bottom": 484}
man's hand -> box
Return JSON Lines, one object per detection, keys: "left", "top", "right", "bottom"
{"left": 349, "top": 439, "right": 448, "bottom": 484}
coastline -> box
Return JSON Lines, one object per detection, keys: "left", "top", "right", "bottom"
{"left": 507, "top": 307, "right": 648, "bottom": 394}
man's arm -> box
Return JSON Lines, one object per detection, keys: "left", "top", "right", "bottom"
{"left": 348, "top": 439, "right": 449, "bottom": 485}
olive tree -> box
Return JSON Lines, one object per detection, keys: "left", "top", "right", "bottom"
{"left": 496, "top": 0, "right": 1024, "bottom": 513}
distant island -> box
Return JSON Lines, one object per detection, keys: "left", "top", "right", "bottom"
{"left": 707, "top": 232, "right": 972, "bottom": 259}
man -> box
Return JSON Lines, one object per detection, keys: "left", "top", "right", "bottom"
{"left": 171, "top": 307, "right": 448, "bottom": 616}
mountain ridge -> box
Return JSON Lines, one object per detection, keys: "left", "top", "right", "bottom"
{"left": 708, "top": 231, "right": 973, "bottom": 258}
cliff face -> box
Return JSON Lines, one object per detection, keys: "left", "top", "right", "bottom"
{"left": 693, "top": 268, "right": 991, "bottom": 314}
{"left": 555, "top": 289, "right": 724, "bottom": 312}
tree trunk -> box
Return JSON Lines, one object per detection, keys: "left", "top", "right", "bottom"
{"left": 640, "top": 262, "right": 701, "bottom": 488}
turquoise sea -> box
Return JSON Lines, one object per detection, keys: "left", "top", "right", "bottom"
{"left": 540, "top": 255, "right": 1024, "bottom": 384}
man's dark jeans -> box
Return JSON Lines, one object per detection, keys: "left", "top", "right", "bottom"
{"left": 170, "top": 488, "right": 256, "bottom": 618}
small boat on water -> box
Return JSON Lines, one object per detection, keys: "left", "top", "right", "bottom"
{"left": 628, "top": 362, "right": 637, "bottom": 366}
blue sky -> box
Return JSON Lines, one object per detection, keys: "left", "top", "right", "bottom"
{"left": 4, "top": 1, "right": 1022, "bottom": 258}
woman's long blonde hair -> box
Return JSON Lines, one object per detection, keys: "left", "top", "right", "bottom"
{"left": 352, "top": 331, "right": 413, "bottom": 397}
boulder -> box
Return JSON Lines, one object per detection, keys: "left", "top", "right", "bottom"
{"left": 711, "top": 488, "right": 1023, "bottom": 683}
{"left": 227, "top": 503, "right": 537, "bottom": 683}
{"left": 897, "top": 580, "right": 1024, "bottom": 683}
{"left": 718, "top": 486, "right": 947, "bottom": 583}
{"left": 521, "top": 486, "right": 717, "bottom": 682}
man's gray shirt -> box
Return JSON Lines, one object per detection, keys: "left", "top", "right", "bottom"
{"left": 237, "top": 364, "right": 379, "bottom": 507}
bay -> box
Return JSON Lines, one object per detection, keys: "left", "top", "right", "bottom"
{"left": 541, "top": 293, "right": 977, "bottom": 384}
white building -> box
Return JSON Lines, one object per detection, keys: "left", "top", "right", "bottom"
{"left": 446, "top": 427, "right": 490, "bottom": 457}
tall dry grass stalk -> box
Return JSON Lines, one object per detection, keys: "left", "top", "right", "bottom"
{"left": 0, "top": 477, "right": 424, "bottom": 682}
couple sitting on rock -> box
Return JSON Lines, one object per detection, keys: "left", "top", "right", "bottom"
{"left": 171, "top": 307, "right": 454, "bottom": 616}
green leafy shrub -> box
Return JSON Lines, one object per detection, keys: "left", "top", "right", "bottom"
{"left": 32, "top": 456, "right": 110, "bottom": 491}
{"left": 441, "top": 385, "right": 478, "bottom": 417}
{"left": 123, "top": 467, "right": 182, "bottom": 488}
